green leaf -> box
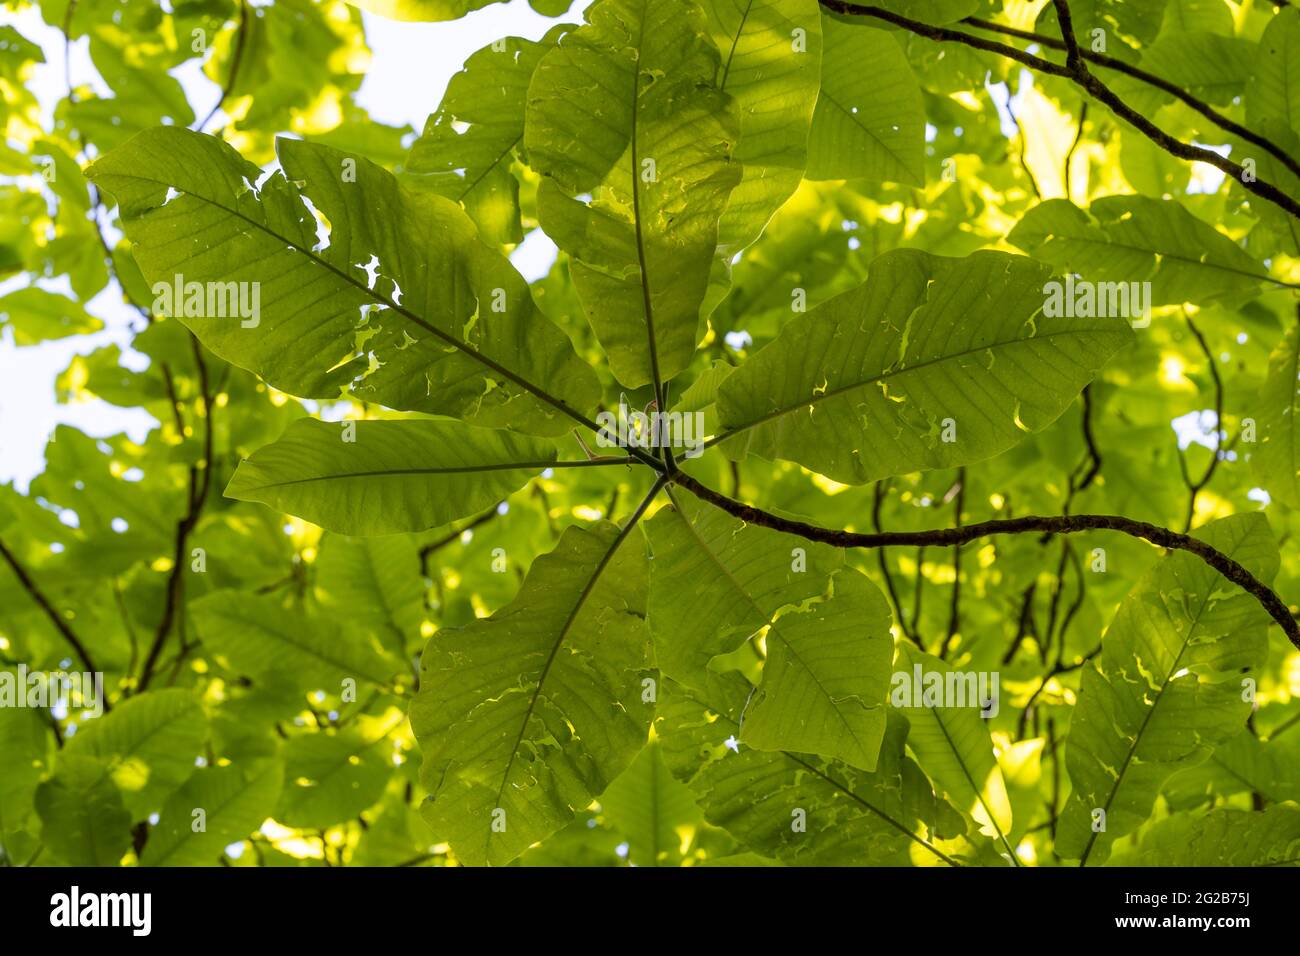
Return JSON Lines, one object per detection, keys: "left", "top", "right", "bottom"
{"left": 141, "top": 759, "right": 284, "bottom": 866}
{"left": 225, "top": 418, "right": 556, "bottom": 535}
{"left": 656, "top": 672, "right": 945, "bottom": 865}
{"left": 806, "top": 16, "right": 924, "bottom": 185}
{"left": 345, "top": 0, "right": 503, "bottom": 21}
{"left": 277, "top": 728, "right": 392, "bottom": 828}
{"left": 741, "top": 565, "right": 894, "bottom": 771}
{"left": 1256, "top": 320, "right": 1300, "bottom": 508}
{"left": 599, "top": 740, "right": 703, "bottom": 866}
{"left": 1109, "top": 806, "right": 1300, "bottom": 866}
{"left": 716, "top": 248, "right": 1132, "bottom": 484}
{"left": 66, "top": 688, "right": 207, "bottom": 817}
{"left": 35, "top": 753, "right": 133, "bottom": 866}
{"left": 0, "top": 286, "right": 104, "bottom": 345}
{"left": 315, "top": 533, "right": 425, "bottom": 660}
{"left": 407, "top": 33, "right": 558, "bottom": 246}
{"left": 646, "top": 489, "right": 844, "bottom": 688}
{"left": 525, "top": 0, "right": 742, "bottom": 388}
{"left": 1248, "top": 8, "right": 1300, "bottom": 138}
{"left": 1139, "top": 32, "right": 1253, "bottom": 106}
{"left": 892, "top": 645, "right": 1013, "bottom": 848}
{"left": 1057, "top": 514, "right": 1277, "bottom": 864}
{"left": 1007, "top": 196, "right": 1271, "bottom": 306}
{"left": 703, "top": 0, "right": 823, "bottom": 254}
{"left": 650, "top": 491, "right": 894, "bottom": 769}
{"left": 0, "top": 706, "right": 49, "bottom": 850}
{"left": 87, "top": 128, "right": 599, "bottom": 436}
{"left": 411, "top": 520, "right": 654, "bottom": 866}
{"left": 192, "top": 590, "right": 395, "bottom": 689}
{"left": 859, "top": 0, "right": 977, "bottom": 24}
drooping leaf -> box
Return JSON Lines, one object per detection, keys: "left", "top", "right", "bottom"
{"left": 1057, "top": 514, "right": 1277, "bottom": 864}
{"left": 525, "top": 0, "right": 742, "bottom": 388}
{"left": 1255, "top": 314, "right": 1300, "bottom": 508}
{"left": 741, "top": 565, "right": 895, "bottom": 771}
{"left": 315, "top": 533, "right": 425, "bottom": 660}
{"left": 1248, "top": 8, "right": 1300, "bottom": 138}
{"left": 225, "top": 418, "right": 556, "bottom": 535}
{"left": 0, "top": 286, "right": 104, "bottom": 345}
{"left": 599, "top": 739, "right": 703, "bottom": 866}
{"left": 408, "top": 33, "right": 559, "bottom": 246}
{"left": 655, "top": 672, "right": 945, "bottom": 866}
{"left": 702, "top": 0, "right": 823, "bottom": 254}
{"left": 891, "top": 644, "right": 1013, "bottom": 847}
{"left": 646, "top": 489, "right": 843, "bottom": 687}
{"left": 87, "top": 128, "right": 600, "bottom": 436}
{"left": 35, "top": 753, "right": 133, "bottom": 866}
{"left": 411, "top": 520, "right": 654, "bottom": 866}
{"left": 345, "top": 0, "right": 504, "bottom": 22}
{"left": 1139, "top": 32, "right": 1253, "bottom": 106}
{"left": 66, "top": 688, "right": 207, "bottom": 817}
{"left": 806, "top": 16, "right": 924, "bottom": 185}
{"left": 277, "top": 727, "right": 393, "bottom": 828}
{"left": 141, "top": 759, "right": 284, "bottom": 866}
{"left": 716, "top": 248, "right": 1132, "bottom": 484}
{"left": 1109, "top": 806, "right": 1300, "bottom": 866}
{"left": 0, "top": 706, "right": 49, "bottom": 851}
{"left": 1007, "top": 196, "right": 1271, "bottom": 306}
{"left": 191, "top": 590, "right": 395, "bottom": 690}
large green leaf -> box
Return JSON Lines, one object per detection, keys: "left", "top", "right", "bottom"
{"left": 408, "top": 33, "right": 558, "bottom": 246}
{"left": 646, "top": 489, "right": 843, "bottom": 687}
{"left": 345, "top": 0, "right": 503, "bottom": 22}
{"left": 1139, "top": 32, "right": 1253, "bottom": 106}
{"left": 66, "top": 688, "right": 207, "bottom": 817}
{"left": 0, "top": 706, "right": 49, "bottom": 851}
{"left": 87, "top": 128, "right": 599, "bottom": 436}
{"left": 1007, "top": 196, "right": 1271, "bottom": 306}
{"left": 599, "top": 740, "right": 703, "bottom": 866}
{"left": 650, "top": 491, "right": 893, "bottom": 769}
{"left": 741, "top": 565, "right": 894, "bottom": 771}
{"left": 0, "top": 286, "right": 103, "bottom": 345}
{"left": 225, "top": 418, "right": 556, "bottom": 535}
{"left": 1109, "top": 806, "right": 1300, "bottom": 866}
{"left": 1248, "top": 8, "right": 1300, "bottom": 138}
{"left": 702, "top": 0, "right": 823, "bottom": 254}
{"left": 141, "top": 759, "right": 284, "bottom": 866}
{"left": 411, "top": 521, "right": 654, "bottom": 866}
{"left": 315, "top": 533, "right": 425, "bottom": 660}
{"left": 525, "top": 0, "right": 742, "bottom": 388}
{"left": 1256, "top": 318, "right": 1300, "bottom": 508}
{"left": 1057, "top": 514, "right": 1277, "bottom": 864}
{"left": 655, "top": 672, "right": 944, "bottom": 865}
{"left": 191, "top": 591, "right": 396, "bottom": 690}
{"left": 715, "top": 248, "right": 1132, "bottom": 484}
{"left": 277, "top": 729, "right": 392, "bottom": 828}
{"left": 35, "top": 754, "right": 132, "bottom": 866}
{"left": 806, "top": 16, "right": 924, "bottom": 185}
{"left": 892, "top": 645, "right": 1013, "bottom": 849}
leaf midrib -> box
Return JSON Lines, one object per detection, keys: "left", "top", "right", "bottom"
{"left": 664, "top": 488, "right": 876, "bottom": 765}
{"left": 94, "top": 166, "right": 592, "bottom": 433}
{"left": 677, "top": 684, "right": 957, "bottom": 866}
{"left": 1079, "top": 566, "right": 1223, "bottom": 865}
{"left": 713, "top": 324, "right": 1125, "bottom": 447}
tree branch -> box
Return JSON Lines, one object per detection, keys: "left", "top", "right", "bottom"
{"left": 817, "top": 1, "right": 1300, "bottom": 221}
{"left": 136, "top": 337, "right": 214, "bottom": 693}
{"left": 669, "top": 472, "right": 1300, "bottom": 651}
{"left": 0, "top": 536, "right": 100, "bottom": 675}
{"left": 194, "top": 0, "right": 249, "bottom": 134}
{"left": 961, "top": 15, "right": 1300, "bottom": 181}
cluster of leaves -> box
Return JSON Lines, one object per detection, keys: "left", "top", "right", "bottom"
{"left": 2, "top": 0, "right": 1300, "bottom": 868}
